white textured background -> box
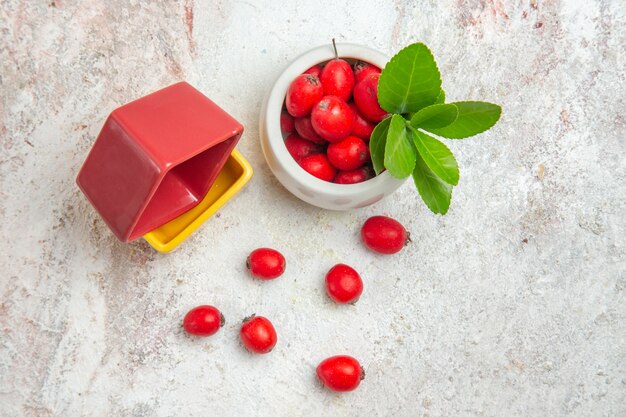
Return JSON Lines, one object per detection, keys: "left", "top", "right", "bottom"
{"left": 1, "top": 1, "right": 625, "bottom": 416}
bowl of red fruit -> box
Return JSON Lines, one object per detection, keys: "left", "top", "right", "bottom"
{"left": 260, "top": 42, "right": 406, "bottom": 210}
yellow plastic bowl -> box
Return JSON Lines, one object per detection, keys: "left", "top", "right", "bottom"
{"left": 143, "top": 149, "right": 253, "bottom": 252}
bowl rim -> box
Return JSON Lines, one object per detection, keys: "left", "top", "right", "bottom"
{"left": 262, "top": 42, "right": 401, "bottom": 197}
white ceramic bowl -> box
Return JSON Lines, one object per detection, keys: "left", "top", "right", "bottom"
{"left": 260, "top": 43, "right": 406, "bottom": 210}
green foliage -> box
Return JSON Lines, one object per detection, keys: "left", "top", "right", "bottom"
{"left": 373, "top": 43, "right": 501, "bottom": 215}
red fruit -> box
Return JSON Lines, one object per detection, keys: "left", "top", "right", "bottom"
{"left": 247, "top": 248, "right": 286, "bottom": 280}
{"left": 320, "top": 59, "right": 355, "bottom": 101}
{"left": 280, "top": 111, "right": 295, "bottom": 134}
{"left": 334, "top": 166, "right": 374, "bottom": 184}
{"left": 304, "top": 64, "right": 322, "bottom": 78}
{"left": 325, "top": 264, "right": 363, "bottom": 304}
{"left": 294, "top": 117, "right": 326, "bottom": 144}
{"left": 183, "top": 305, "right": 224, "bottom": 337}
{"left": 317, "top": 355, "right": 364, "bottom": 392}
{"left": 353, "top": 60, "right": 381, "bottom": 84}
{"left": 286, "top": 74, "right": 323, "bottom": 117}
{"left": 310, "top": 96, "right": 354, "bottom": 143}
{"left": 327, "top": 135, "right": 370, "bottom": 171}
{"left": 348, "top": 102, "right": 375, "bottom": 140}
{"left": 353, "top": 74, "right": 388, "bottom": 122}
{"left": 284, "top": 134, "right": 323, "bottom": 161}
{"left": 240, "top": 315, "right": 277, "bottom": 354}
{"left": 299, "top": 154, "right": 337, "bottom": 182}
{"left": 361, "top": 216, "right": 409, "bottom": 254}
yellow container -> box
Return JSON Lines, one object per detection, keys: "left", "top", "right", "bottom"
{"left": 143, "top": 149, "right": 253, "bottom": 252}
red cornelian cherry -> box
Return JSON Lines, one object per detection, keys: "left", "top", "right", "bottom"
{"left": 348, "top": 102, "right": 375, "bottom": 140}
{"left": 240, "top": 315, "right": 277, "bottom": 354}
{"left": 286, "top": 74, "right": 324, "bottom": 117}
{"left": 299, "top": 153, "right": 337, "bottom": 182}
{"left": 361, "top": 215, "right": 410, "bottom": 254}
{"left": 182, "top": 305, "right": 224, "bottom": 337}
{"left": 294, "top": 116, "right": 326, "bottom": 144}
{"left": 304, "top": 64, "right": 322, "bottom": 78}
{"left": 284, "top": 134, "right": 323, "bottom": 161}
{"left": 317, "top": 355, "right": 364, "bottom": 392}
{"left": 353, "top": 73, "right": 388, "bottom": 122}
{"left": 334, "top": 166, "right": 374, "bottom": 184}
{"left": 353, "top": 60, "right": 381, "bottom": 84}
{"left": 320, "top": 58, "right": 355, "bottom": 101}
{"left": 280, "top": 110, "right": 295, "bottom": 134}
{"left": 325, "top": 264, "right": 363, "bottom": 304}
{"left": 247, "top": 248, "right": 286, "bottom": 280}
{"left": 310, "top": 96, "right": 354, "bottom": 143}
{"left": 327, "top": 135, "right": 370, "bottom": 171}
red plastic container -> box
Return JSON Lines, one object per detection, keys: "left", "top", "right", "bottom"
{"left": 77, "top": 82, "right": 243, "bottom": 242}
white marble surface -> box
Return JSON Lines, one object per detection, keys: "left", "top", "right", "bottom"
{"left": 1, "top": 1, "right": 625, "bottom": 416}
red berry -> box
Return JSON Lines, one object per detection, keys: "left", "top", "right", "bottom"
{"left": 327, "top": 135, "right": 370, "bottom": 171}
{"left": 320, "top": 59, "right": 355, "bottom": 101}
{"left": 284, "top": 134, "right": 323, "bottom": 161}
{"left": 334, "top": 166, "right": 374, "bottom": 184}
{"left": 317, "top": 355, "right": 364, "bottom": 392}
{"left": 348, "top": 102, "right": 375, "bottom": 140}
{"left": 280, "top": 110, "right": 295, "bottom": 134}
{"left": 286, "top": 74, "right": 323, "bottom": 117}
{"left": 353, "top": 60, "right": 381, "bottom": 84}
{"left": 325, "top": 264, "right": 363, "bottom": 304}
{"left": 310, "top": 96, "right": 354, "bottom": 143}
{"left": 353, "top": 74, "right": 388, "bottom": 122}
{"left": 240, "top": 315, "right": 277, "bottom": 354}
{"left": 247, "top": 248, "right": 286, "bottom": 280}
{"left": 361, "top": 216, "right": 409, "bottom": 254}
{"left": 299, "top": 153, "right": 337, "bottom": 182}
{"left": 294, "top": 117, "right": 326, "bottom": 144}
{"left": 304, "top": 64, "right": 322, "bottom": 78}
{"left": 182, "top": 305, "right": 224, "bottom": 337}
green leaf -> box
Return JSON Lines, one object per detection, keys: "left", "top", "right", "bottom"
{"left": 378, "top": 43, "right": 442, "bottom": 114}
{"left": 435, "top": 89, "right": 445, "bottom": 104}
{"left": 384, "top": 114, "right": 416, "bottom": 179}
{"left": 412, "top": 152, "right": 453, "bottom": 214}
{"left": 410, "top": 104, "right": 458, "bottom": 130}
{"left": 426, "top": 101, "right": 501, "bottom": 139}
{"left": 369, "top": 117, "right": 392, "bottom": 175}
{"left": 410, "top": 128, "right": 459, "bottom": 185}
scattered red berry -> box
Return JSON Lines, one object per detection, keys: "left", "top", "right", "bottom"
{"left": 317, "top": 355, "right": 364, "bottom": 392}
{"left": 334, "top": 166, "right": 374, "bottom": 184}
{"left": 280, "top": 110, "right": 295, "bottom": 134}
{"left": 240, "top": 315, "right": 277, "bottom": 354}
{"left": 295, "top": 116, "right": 326, "bottom": 144}
{"left": 325, "top": 264, "right": 363, "bottom": 304}
{"left": 353, "top": 73, "right": 388, "bottom": 122}
{"left": 182, "top": 305, "right": 224, "bottom": 337}
{"left": 247, "top": 248, "right": 286, "bottom": 280}
{"left": 286, "top": 74, "right": 324, "bottom": 117}
{"left": 304, "top": 64, "right": 322, "bottom": 78}
{"left": 299, "top": 153, "right": 337, "bottom": 182}
{"left": 284, "top": 134, "right": 323, "bottom": 161}
{"left": 320, "top": 59, "right": 355, "bottom": 101}
{"left": 361, "top": 216, "right": 409, "bottom": 254}
{"left": 310, "top": 96, "right": 354, "bottom": 143}
{"left": 353, "top": 60, "right": 381, "bottom": 84}
{"left": 348, "top": 102, "right": 375, "bottom": 140}
{"left": 327, "top": 135, "right": 370, "bottom": 171}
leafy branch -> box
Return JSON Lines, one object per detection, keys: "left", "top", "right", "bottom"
{"left": 371, "top": 43, "right": 502, "bottom": 214}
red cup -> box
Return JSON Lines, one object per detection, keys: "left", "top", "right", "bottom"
{"left": 77, "top": 82, "right": 243, "bottom": 242}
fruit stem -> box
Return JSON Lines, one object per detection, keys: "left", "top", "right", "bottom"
{"left": 332, "top": 38, "right": 338, "bottom": 60}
